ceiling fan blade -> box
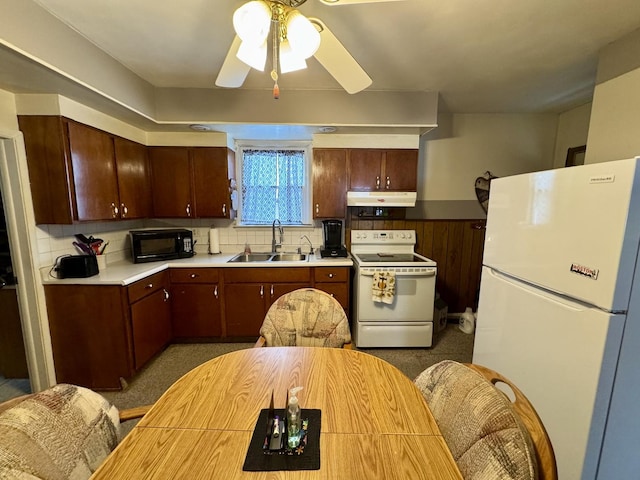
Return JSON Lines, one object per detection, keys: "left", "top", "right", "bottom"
{"left": 310, "top": 18, "right": 372, "bottom": 94}
{"left": 319, "top": 0, "right": 405, "bottom": 5}
{"left": 215, "top": 36, "right": 251, "bottom": 88}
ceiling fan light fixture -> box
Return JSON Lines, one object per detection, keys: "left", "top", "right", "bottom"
{"left": 286, "top": 10, "right": 321, "bottom": 59}
{"left": 233, "top": 1, "right": 271, "bottom": 45}
{"left": 279, "top": 40, "right": 307, "bottom": 73}
{"left": 236, "top": 40, "right": 267, "bottom": 71}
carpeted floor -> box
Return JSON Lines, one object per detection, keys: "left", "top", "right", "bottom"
{"left": 101, "top": 324, "right": 475, "bottom": 415}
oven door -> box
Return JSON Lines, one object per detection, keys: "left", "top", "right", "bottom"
{"left": 355, "top": 267, "right": 436, "bottom": 323}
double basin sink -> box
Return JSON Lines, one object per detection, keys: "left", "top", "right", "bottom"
{"left": 228, "top": 252, "right": 308, "bottom": 263}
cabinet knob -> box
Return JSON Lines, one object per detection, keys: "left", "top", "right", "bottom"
{"left": 163, "top": 289, "right": 169, "bottom": 301}
{"left": 121, "top": 203, "right": 128, "bottom": 218}
{"left": 214, "top": 285, "right": 218, "bottom": 298}
{"left": 260, "top": 285, "right": 264, "bottom": 298}
{"left": 186, "top": 203, "right": 191, "bottom": 216}
{"left": 375, "top": 176, "right": 380, "bottom": 190}
{"left": 145, "top": 283, "right": 154, "bottom": 289}
{"left": 190, "top": 273, "right": 198, "bottom": 278}
{"left": 222, "top": 203, "right": 227, "bottom": 216}
{"left": 386, "top": 176, "right": 390, "bottom": 189}
{"left": 270, "top": 284, "right": 274, "bottom": 297}
{"left": 328, "top": 273, "right": 334, "bottom": 278}
{"left": 315, "top": 203, "right": 319, "bottom": 214}
{"left": 111, "top": 202, "right": 119, "bottom": 218}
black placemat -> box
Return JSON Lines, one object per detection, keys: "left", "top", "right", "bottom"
{"left": 242, "top": 408, "right": 321, "bottom": 471}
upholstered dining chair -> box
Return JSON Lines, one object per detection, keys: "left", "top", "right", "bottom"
{"left": 415, "top": 360, "right": 557, "bottom": 480}
{"left": 254, "top": 287, "right": 352, "bottom": 348}
{"left": 0, "top": 383, "right": 151, "bottom": 480}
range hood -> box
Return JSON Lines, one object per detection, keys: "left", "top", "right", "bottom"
{"left": 347, "top": 191, "right": 417, "bottom": 208}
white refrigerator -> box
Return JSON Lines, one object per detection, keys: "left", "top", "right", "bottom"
{"left": 472, "top": 157, "right": 640, "bottom": 480}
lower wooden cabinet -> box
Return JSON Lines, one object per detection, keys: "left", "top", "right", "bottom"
{"left": 223, "top": 268, "right": 312, "bottom": 337}
{"left": 170, "top": 268, "right": 222, "bottom": 338}
{"left": 44, "top": 284, "right": 133, "bottom": 390}
{"left": 130, "top": 286, "right": 172, "bottom": 370}
{"left": 43, "top": 265, "right": 351, "bottom": 388}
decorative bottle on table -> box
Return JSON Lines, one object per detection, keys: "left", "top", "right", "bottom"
{"left": 287, "top": 387, "right": 303, "bottom": 449}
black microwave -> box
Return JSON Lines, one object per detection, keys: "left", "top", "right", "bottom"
{"left": 130, "top": 229, "right": 194, "bottom": 263}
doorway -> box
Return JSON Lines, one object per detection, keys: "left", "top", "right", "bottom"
{"left": 0, "top": 189, "right": 30, "bottom": 400}
{"left": 0, "top": 132, "right": 56, "bottom": 397}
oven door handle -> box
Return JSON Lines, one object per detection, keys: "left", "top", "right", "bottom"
{"left": 360, "top": 268, "right": 436, "bottom": 277}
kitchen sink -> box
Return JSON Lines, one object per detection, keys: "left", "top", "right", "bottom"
{"left": 270, "top": 253, "right": 307, "bottom": 262}
{"left": 227, "top": 253, "right": 274, "bottom": 263}
{"left": 227, "top": 252, "right": 308, "bottom": 263}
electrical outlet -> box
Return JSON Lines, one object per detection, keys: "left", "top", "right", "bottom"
{"left": 192, "top": 228, "right": 198, "bottom": 236}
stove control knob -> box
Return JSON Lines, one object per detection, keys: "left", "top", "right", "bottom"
{"left": 399, "top": 233, "right": 406, "bottom": 239}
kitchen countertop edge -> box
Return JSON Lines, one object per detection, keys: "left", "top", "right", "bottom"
{"left": 41, "top": 253, "right": 354, "bottom": 286}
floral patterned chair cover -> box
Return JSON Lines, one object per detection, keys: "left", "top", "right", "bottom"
{"left": 0, "top": 384, "right": 120, "bottom": 480}
{"left": 257, "top": 288, "right": 352, "bottom": 348}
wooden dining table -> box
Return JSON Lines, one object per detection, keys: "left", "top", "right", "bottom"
{"left": 91, "top": 347, "right": 462, "bottom": 479}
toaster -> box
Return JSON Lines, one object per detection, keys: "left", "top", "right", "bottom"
{"left": 57, "top": 255, "right": 99, "bottom": 278}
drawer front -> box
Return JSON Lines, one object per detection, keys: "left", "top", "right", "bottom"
{"left": 314, "top": 267, "right": 349, "bottom": 283}
{"left": 315, "top": 283, "right": 349, "bottom": 310}
{"left": 128, "top": 271, "right": 169, "bottom": 304}
{"left": 224, "top": 267, "right": 311, "bottom": 283}
{"left": 170, "top": 268, "right": 220, "bottom": 284}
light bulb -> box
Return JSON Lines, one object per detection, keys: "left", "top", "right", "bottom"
{"left": 233, "top": 1, "right": 271, "bottom": 45}
{"left": 236, "top": 40, "right": 267, "bottom": 71}
{"left": 286, "top": 11, "right": 321, "bottom": 59}
{"left": 279, "top": 40, "right": 307, "bottom": 73}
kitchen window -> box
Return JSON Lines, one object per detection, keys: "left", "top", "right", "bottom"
{"left": 236, "top": 142, "right": 311, "bottom": 226}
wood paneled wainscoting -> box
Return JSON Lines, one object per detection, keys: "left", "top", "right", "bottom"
{"left": 346, "top": 218, "right": 486, "bottom": 313}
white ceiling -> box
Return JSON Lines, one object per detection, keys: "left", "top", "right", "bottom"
{"left": 4, "top": 0, "right": 640, "bottom": 134}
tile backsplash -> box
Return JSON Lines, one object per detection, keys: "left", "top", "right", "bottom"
{"left": 36, "top": 218, "right": 326, "bottom": 268}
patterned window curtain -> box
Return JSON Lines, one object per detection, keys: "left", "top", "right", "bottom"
{"left": 242, "top": 149, "right": 305, "bottom": 225}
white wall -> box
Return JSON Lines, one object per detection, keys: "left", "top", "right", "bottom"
{"left": 553, "top": 103, "right": 592, "bottom": 168}
{"left": 0, "top": 90, "right": 18, "bottom": 131}
{"left": 419, "top": 113, "right": 558, "bottom": 202}
{"left": 586, "top": 67, "right": 640, "bottom": 163}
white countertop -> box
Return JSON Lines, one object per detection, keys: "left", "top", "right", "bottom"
{"left": 41, "top": 252, "right": 353, "bottom": 286}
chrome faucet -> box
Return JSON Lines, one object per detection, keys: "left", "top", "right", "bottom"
{"left": 272, "top": 219, "right": 284, "bottom": 252}
{"left": 299, "top": 235, "right": 314, "bottom": 255}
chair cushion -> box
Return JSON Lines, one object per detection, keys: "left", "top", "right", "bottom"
{"left": 260, "top": 288, "right": 351, "bottom": 348}
{"left": 0, "top": 384, "right": 120, "bottom": 480}
{"left": 415, "top": 360, "right": 538, "bottom": 480}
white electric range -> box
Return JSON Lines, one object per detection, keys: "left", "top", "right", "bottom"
{"left": 350, "top": 230, "right": 437, "bottom": 348}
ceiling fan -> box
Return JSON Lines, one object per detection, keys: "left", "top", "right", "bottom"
{"left": 215, "top": 0, "right": 404, "bottom": 97}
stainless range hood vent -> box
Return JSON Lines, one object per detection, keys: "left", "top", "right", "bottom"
{"left": 347, "top": 191, "right": 417, "bottom": 208}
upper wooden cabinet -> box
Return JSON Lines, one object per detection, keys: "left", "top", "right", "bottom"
{"left": 149, "top": 146, "right": 235, "bottom": 219}
{"left": 113, "top": 137, "right": 152, "bottom": 219}
{"left": 348, "top": 149, "right": 418, "bottom": 192}
{"left": 18, "top": 116, "right": 151, "bottom": 224}
{"left": 312, "top": 149, "right": 347, "bottom": 218}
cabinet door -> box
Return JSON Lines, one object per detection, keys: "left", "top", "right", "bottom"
{"left": 224, "top": 284, "right": 267, "bottom": 337}
{"left": 191, "top": 147, "right": 231, "bottom": 218}
{"left": 44, "top": 285, "right": 132, "bottom": 390}
{"left": 67, "top": 121, "right": 120, "bottom": 221}
{"left": 312, "top": 149, "right": 347, "bottom": 218}
{"left": 349, "top": 149, "right": 384, "bottom": 191}
{"left": 114, "top": 137, "right": 151, "bottom": 219}
{"left": 148, "top": 147, "right": 193, "bottom": 218}
{"left": 171, "top": 284, "right": 222, "bottom": 337}
{"left": 18, "top": 116, "right": 74, "bottom": 224}
{"left": 383, "top": 150, "right": 418, "bottom": 191}
{"left": 130, "top": 287, "right": 172, "bottom": 370}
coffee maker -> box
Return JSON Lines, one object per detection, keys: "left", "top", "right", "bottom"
{"left": 320, "top": 219, "right": 348, "bottom": 258}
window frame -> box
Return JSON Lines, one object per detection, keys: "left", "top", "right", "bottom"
{"left": 235, "top": 140, "right": 313, "bottom": 226}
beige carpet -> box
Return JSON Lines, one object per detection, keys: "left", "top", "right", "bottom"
{"left": 102, "top": 324, "right": 474, "bottom": 415}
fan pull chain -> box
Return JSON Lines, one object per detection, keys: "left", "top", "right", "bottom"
{"left": 271, "top": 17, "right": 280, "bottom": 99}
